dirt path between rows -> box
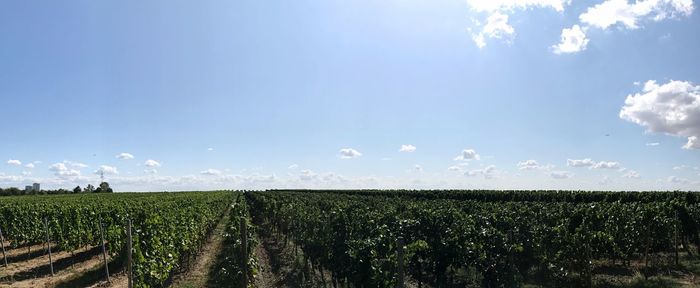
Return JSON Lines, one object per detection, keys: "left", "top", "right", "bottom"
{"left": 0, "top": 245, "right": 98, "bottom": 281}
{"left": 253, "top": 235, "right": 282, "bottom": 288}
{"left": 169, "top": 208, "right": 231, "bottom": 288}
{"left": 0, "top": 247, "right": 104, "bottom": 288}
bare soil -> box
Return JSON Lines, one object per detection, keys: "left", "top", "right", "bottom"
{"left": 0, "top": 246, "right": 104, "bottom": 288}
{"left": 253, "top": 236, "right": 281, "bottom": 288}
{"left": 0, "top": 245, "right": 98, "bottom": 281}
{"left": 85, "top": 271, "right": 128, "bottom": 288}
{"left": 2, "top": 243, "right": 59, "bottom": 264}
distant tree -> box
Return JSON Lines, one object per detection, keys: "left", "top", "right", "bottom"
{"left": 6, "top": 187, "right": 21, "bottom": 196}
{"left": 84, "top": 184, "right": 94, "bottom": 193}
{"left": 99, "top": 182, "right": 113, "bottom": 193}
{"left": 73, "top": 186, "right": 81, "bottom": 193}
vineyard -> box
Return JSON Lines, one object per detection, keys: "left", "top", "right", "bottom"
{"left": 0, "top": 191, "right": 253, "bottom": 288}
{"left": 1, "top": 190, "right": 700, "bottom": 287}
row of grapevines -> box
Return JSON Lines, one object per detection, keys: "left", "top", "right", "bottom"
{"left": 271, "top": 189, "right": 700, "bottom": 203}
{"left": 0, "top": 191, "right": 235, "bottom": 287}
{"left": 210, "top": 192, "right": 259, "bottom": 287}
{"left": 248, "top": 191, "right": 700, "bottom": 287}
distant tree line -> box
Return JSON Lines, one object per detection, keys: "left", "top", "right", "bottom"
{"left": 0, "top": 182, "right": 113, "bottom": 196}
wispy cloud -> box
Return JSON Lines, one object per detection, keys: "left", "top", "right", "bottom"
{"left": 339, "top": 148, "right": 362, "bottom": 159}
{"left": 399, "top": 144, "right": 416, "bottom": 153}
{"left": 144, "top": 159, "right": 162, "bottom": 168}
{"left": 200, "top": 168, "right": 222, "bottom": 176}
{"left": 454, "top": 149, "right": 480, "bottom": 161}
{"left": 116, "top": 153, "right": 135, "bottom": 160}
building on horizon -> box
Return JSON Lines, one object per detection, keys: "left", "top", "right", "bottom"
{"left": 33, "top": 183, "right": 40, "bottom": 191}
{"left": 25, "top": 185, "right": 32, "bottom": 192}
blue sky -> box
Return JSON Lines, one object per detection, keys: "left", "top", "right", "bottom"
{"left": 1, "top": 0, "right": 700, "bottom": 191}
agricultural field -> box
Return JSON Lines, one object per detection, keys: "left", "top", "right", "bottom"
{"left": 1, "top": 190, "right": 700, "bottom": 288}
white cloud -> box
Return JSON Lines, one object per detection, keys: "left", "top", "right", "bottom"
{"left": 466, "top": 165, "right": 496, "bottom": 179}
{"left": 200, "top": 169, "right": 222, "bottom": 176}
{"left": 668, "top": 175, "right": 690, "bottom": 184}
{"left": 339, "top": 148, "right": 362, "bottom": 159}
{"left": 144, "top": 159, "right": 162, "bottom": 168}
{"left": 552, "top": 25, "right": 589, "bottom": 54}
{"left": 685, "top": 136, "right": 699, "bottom": 149}
{"left": 64, "top": 160, "right": 88, "bottom": 169}
{"left": 144, "top": 169, "right": 158, "bottom": 175}
{"left": 471, "top": 12, "right": 515, "bottom": 48}
{"left": 447, "top": 163, "right": 470, "bottom": 172}
{"left": 49, "top": 162, "right": 81, "bottom": 178}
{"left": 59, "top": 170, "right": 81, "bottom": 177}
{"left": 288, "top": 164, "right": 299, "bottom": 169}
{"left": 567, "top": 158, "right": 622, "bottom": 169}
{"left": 466, "top": 0, "right": 570, "bottom": 13}
{"left": 207, "top": 148, "right": 214, "bottom": 151}
{"left": 620, "top": 80, "right": 700, "bottom": 149}
{"left": 399, "top": 144, "right": 417, "bottom": 153}
{"left": 622, "top": 170, "right": 640, "bottom": 178}
{"left": 297, "top": 169, "right": 347, "bottom": 184}
{"left": 49, "top": 163, "right": 68, "bottom": 172}
{"left": 116, "top": 153, "right": 134, "bottom": 160}
{"left": 517, "top": 160, "right": 540, "bottom": 170}
{"left": 448, "top": 165, "right": 463, "bottom": 172}
{"left": 466, "top": 0, "right": 570, "bottom": 48}
{"left": 517, "top": 159, "right": 553, "bottom": 171}
{"left": 454, "top": 149, "right": 480, "bottom": 161}
{"left": 567, "top": 158, "right": 596, "bottom": 167}
{"left": 95, "top": 165, "right": 119, "bottom": 175}
{"left": 580, "top": 0, "right": 693, "bottom": 30}
{"left": 24, "top": 163, "right": 35, "bottom": 169}
{"left": 646, "top": 142, "right": 660, "bottom": 146}
{"left": 551, "top": 0, "right": 693, "bottom": 54}
{"left": 413, "top": 164, "right": 423, "bottom": 172}
{"left": 550, "top": 171, "right": 573, "bottom": 179}
{"left": 592, "top": 161, "right": 621, "bottom": 169}
{"left": 299, "top": 169, "right": 317, "bottom": 181}
{"left": 7, "top": 159, "right": 21, "bottom": 166}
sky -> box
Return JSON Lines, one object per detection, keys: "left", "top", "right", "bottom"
{"left": 1, "top": 0, "right": 700, "bottom": 191}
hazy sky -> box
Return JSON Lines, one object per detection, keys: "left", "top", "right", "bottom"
{"left": 2, "top": 0, "right": 700, "bottom": 191}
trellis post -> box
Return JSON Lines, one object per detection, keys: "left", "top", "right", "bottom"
{"left": 98, "top": 218, "right": 110, "bottom": 282}
{"left": 0, "top": 227, "right": 7, "bottom": 267}
{"left": 127, "top": 219, "right": 133, "bottom": 288}
{"left": 240, "top": 217, "right": 248, "bottom": 288}
{"left": 396, "top": 237, "right": 405, "bottom": 288}
{"left": 43, "top": 218, "right": 54, "bottom": 276}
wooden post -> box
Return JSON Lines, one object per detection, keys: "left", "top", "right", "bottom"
{"left": 396, "top": 237, "right": 405, "bottom": 288}
{"left": 240, "top": 217, "right": 248, "bottom": 288}
{"left": 127, "top": 219, "right": 133, "bottom": 288}
{"left": 98, "top": 219, "right": 110, "bottom": 282}
{"left": 0, "top": 227, "right": 7, "bottom": 267}
{"left": 43, "top": 218, "right": 54, "bottom": 276}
